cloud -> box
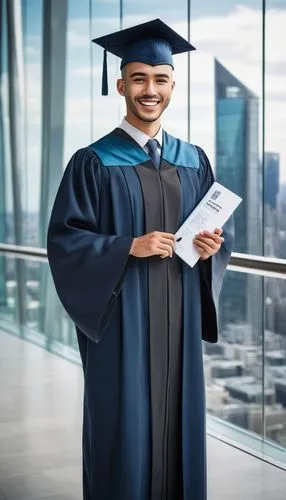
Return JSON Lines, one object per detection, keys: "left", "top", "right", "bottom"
{"left": 67, "top": 16, "right": 121, "bottom": 49}
{"left": 72, "top": 66, "right": 98, "bottom": 77}
{"left": 25, "top": 45, "right": 39, "bottom": 57}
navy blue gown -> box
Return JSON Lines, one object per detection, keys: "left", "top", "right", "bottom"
{"left": 47, "top": 128, "right": 234, "bottom": 500}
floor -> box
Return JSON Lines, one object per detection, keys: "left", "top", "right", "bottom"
{"left": 0, "top": 330, "right": 285, "bottom": 500}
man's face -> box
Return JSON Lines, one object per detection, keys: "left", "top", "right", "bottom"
{"left": 117, "top": 62, "right": 175, "bottom": 123}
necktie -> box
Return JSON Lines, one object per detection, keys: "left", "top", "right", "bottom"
{"left": 146, "top": 139, "right": 160, "bottom": 169}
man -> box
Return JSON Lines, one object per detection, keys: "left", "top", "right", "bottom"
{"left": 47, "top": 19, "right": 234, "bottom": 500}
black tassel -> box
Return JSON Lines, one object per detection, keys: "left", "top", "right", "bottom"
{"left": 102, "top": 49, "right": 108, "bottom": 96}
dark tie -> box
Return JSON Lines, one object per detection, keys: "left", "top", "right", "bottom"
{"left": 146, "top": 138, "right": 160, "bottom": 169}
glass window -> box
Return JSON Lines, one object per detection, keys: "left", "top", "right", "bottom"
{"left": 64, "top": 0, "right": 91, "bottom": 162}
{"left": 23, "top": 0, "right": 43, "bottom": 246}
{"left": 91, "top": 0, "right": 121, "bottom": 139}
{"left": 265, "top": 0, "right": 286, "bottom": 260}
{"left": 190, "top": 0, "right": 263, "bottom": 257}
{"left": 264, "top": 276, "right": 286, "bottom": 447}
{"left": 206, "top": 270, "right": 263, "bottom": 437}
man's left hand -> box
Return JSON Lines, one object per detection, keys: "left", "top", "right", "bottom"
{"left": 193, "top": 228, "right": 224, "bottom": 261}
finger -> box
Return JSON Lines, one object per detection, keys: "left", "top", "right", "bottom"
{"left": 197, "top": 231, "right": 224, "bottom": 243}
{"left": 194, "top": 237, "right": 220, "bottom": 250}
{"left": 208, "top": 230, "right": 224, "bottom": 241}
{"left": 194, "top": 240, "right": 209, "bottom": 251}
{"left": 214, "top": 228, "right": 223, "bottom": 236}
{"left": 160, "top": 237, "right": 175, "bottom": 250}
{"left": 157, "top": 243, "right": 173, "bottom": 257}
{"left": 161, "top": 232, "right": 176, "bottom": 242}
{"left": 199, "top": 231, "right": 224, "bottom": 241}
{"left": 160, "top": 251, "right": 170, "bottom": 259}
{"left": 194, "top": 239, "right": 219, "bottom": 253}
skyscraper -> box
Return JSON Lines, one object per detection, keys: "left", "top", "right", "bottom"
{"left": 215, "top": 59, "right": 262, "bottom": 340}
{"left": 265, "top": 152, "right": 280, "bottom": 211}
{"left": 264, "top": 152, "right": 280, "bottom": 256}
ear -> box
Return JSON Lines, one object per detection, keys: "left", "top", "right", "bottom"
{"left": 171, "top": 80, "right": 176, "bottom": 91}
{"left": 117, "top": 78, "right": 125, "bottom": 96}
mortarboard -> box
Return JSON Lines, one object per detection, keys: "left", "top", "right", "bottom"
{"left": 92, "top": 18, "right": 196, "bottom": 95}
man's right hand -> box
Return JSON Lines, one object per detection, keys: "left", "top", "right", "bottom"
{"left": 129, "top": 231, "right": 176, "bottom": 259}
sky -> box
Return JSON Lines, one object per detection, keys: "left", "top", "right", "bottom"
{"left": 2, "top": 0, "right": 286, "bottom": 212}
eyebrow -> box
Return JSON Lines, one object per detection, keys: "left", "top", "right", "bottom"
{"left": 130, "top": 72, "right": 170, "bottom": 79}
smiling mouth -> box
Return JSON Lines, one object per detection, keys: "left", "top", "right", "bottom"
{"left": 137, "top": 99, "right": 161, "bottom": 107}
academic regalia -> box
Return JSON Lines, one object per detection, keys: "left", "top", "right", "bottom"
{"left": 47, "top": 127, "right": 234, "bottom": 500}
{"left": 48, "top": 17, "right": 234, "bottom": 500}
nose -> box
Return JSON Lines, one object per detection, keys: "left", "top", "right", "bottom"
{"left": 144, "top": 79, "right": 156, "bottom": 96}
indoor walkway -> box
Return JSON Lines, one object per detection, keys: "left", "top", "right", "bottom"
{"left": 0, "top": 330, "right": 285, "bottom": 500}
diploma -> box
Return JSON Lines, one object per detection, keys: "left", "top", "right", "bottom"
{"left": 175, "top": 182, "right": 242, "bottom": 268}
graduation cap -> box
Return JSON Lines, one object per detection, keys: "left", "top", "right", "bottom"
{"left": 92, "top": 18, "right": 196, "bottom": 95}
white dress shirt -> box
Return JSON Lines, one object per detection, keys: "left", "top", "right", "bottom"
{"left": 119, "top": 117, "right": 162, "bottom": 156}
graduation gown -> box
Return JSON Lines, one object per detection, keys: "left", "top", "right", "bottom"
{"left": 47, "top": 128, "right": 234, "bottom": 500}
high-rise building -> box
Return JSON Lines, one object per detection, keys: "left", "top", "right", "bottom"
{"left": 265, "top": 153, "right": 280, "bottom": 211}
{"left": 264, "top": 153, "right": 280, "bottom": 256}
{"left": 215, "top": 59, "right": 262, "bottom": 340}
{"left": 278, "top": 184, "right": 286, "bottom": 234}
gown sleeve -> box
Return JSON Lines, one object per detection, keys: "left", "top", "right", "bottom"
{"left": 47, "top": 148, "right": 133, "bottom": 343}
{"left": 196, "top": 147, "right": 235, "bottom": 343}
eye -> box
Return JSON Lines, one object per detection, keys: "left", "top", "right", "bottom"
{"left": 134, "top": 78, "right": 144, "bottom": 83}
{"left": 157, "top": 79, "right": 168, "bottom": 84}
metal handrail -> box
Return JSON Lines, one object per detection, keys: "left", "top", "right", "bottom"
{"left": 0, "top": 243, "right": 47, "bottom": 261}
{"left": 0, "top": 243, "right": 286, "bottom": 278}
{"left": 228, "top": 252, "right": 286, "bottom": 278}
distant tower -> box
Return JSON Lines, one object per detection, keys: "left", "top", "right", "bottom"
{"left": 265, "top": 153, "right": 280, "bottom": 210}
{"left": 264, "top": 152, "right": 280, "bottom": 256}
{"left": 215, "top": 59, "right": 262, "bottom": 341}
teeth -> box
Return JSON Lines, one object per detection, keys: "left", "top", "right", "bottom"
{"left": 139, "top": 100, "right": 159, "bottom": 106}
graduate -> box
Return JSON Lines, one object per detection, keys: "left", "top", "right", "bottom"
{"left": 47, "top": 18, "right": 234, "bottom": 500}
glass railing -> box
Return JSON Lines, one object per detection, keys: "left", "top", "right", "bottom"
{"left": 0, "top": 244, "right": 286, "bottom": 469}
{"left": 205, "top": 268, "right": 286, "bottom": 469}
{"left": 0, "top": 245, "right": 80, "bottom": 363}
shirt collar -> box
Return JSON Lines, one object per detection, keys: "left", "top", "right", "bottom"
{"left": 119, "top": 117, "right": 163, "bottom": 149}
